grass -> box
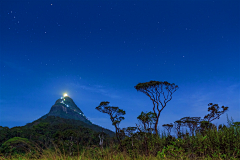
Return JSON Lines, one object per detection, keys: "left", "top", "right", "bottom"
{"left": 0, "top": 120, "right": 239, "bottom": 160}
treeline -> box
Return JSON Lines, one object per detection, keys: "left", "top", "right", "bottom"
{"left": 0, "top": 80, "right": 239, "bottom": 158}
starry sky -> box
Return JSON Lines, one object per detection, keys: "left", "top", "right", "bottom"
{"left": 0, "top": 0, "right": 239, "bottom": 138}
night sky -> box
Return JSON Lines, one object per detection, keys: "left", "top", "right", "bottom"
{"left": 0, "top": 0, "right": 239, "bottom": 138}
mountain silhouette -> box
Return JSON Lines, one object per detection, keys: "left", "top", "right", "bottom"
{"left": 25, "top": 94, "right": 115, "bottom": 137}
{"left": 40, "top": 94, "right": 92, "bottom": 125}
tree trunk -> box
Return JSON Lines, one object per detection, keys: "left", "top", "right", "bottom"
{"left": 154, "top": 116, "right": 159, "bottom": 137}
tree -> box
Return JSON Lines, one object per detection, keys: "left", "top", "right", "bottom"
{"left": 173, "top": 120, "right": 184, "bottom": 139}
{"left": 95, "top": 101, "right": 126, "bottom": 146}
{"left": 135, "top": 111, "right": 158, "bottom": 157}
{"left": 177, "top": 117, "right": 202, "bottom": 137}
{"left": 134, "top": 81, "right": 179, "bottom": 137}
{"left": 195, "top": 103, "right": 229, "bottom": 136}
{"left": 162, "top": 123, "right": 174, "bottom": 137}
{"left": 171, "top": 103, "right": 229, "bottom": 138}
{"left": 124, "top": 127, "right": 137, "bottom": 138}
{"left": 203, "top": 103, "right": 229, "bottom": 123}
{"left": 136, "top": 111, "right": 157, "bottom": 134}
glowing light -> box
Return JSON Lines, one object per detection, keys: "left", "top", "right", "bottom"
{"left": 63, "top": 93, "right": 68, "bottom": 97}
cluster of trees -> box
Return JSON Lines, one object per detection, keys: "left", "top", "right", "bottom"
{"left": 1, "top": 80, "right": 239, "bottom": 157}
{"left": 94, "top": 80, "right": 239, "bottom": 153}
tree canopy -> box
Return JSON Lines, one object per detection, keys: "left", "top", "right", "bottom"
{"left": 134, "top": 80, "right": 179, "bottom": 136}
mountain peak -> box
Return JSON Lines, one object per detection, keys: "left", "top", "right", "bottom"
{"left": 41, "top": 94, "right": 92, "bottom": 125}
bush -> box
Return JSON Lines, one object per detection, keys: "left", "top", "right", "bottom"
{"left": 0, "top": 137, "right": 41, "bottom": 158}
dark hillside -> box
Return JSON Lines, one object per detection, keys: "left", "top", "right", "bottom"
{"left": 24, "top": 116, "right": 115, "bottom": 137}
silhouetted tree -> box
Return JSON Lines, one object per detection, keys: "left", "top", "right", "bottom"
{"left": 178, "top": 117, "right": 202, "bottom": 137}
{"left": 118, "top": 128, "right": 128, "bottom": 141}
{"left": 95, "top": 101, "right": 126, "bottom": 148}
{"left": 203, "top": 103, "right": 229, "bottom": 123}
{"left": 134, "top": 81, "right": 179, "bottom": 137}
{"left": 172, "top": 103, "right": 229, "bottom": 138}
{"left": 162, "top": 123, "right": 174, "bottom": 136}
{"left": 173, "top": 120, "right": 184, "bottom": 139}
{"left": 195, "top": 103, "right": 229, "bottom": 136}
{"left": 136, "top": 111, "right": 157, "bottom": 134}
{"left": 124, "top": 127, "right": 137, "bottom": 137}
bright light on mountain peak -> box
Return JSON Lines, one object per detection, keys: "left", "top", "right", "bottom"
{"left": 63, "top": 93, "right": 68, "bottom": 97}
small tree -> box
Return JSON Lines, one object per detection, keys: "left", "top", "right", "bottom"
{"left": 173, "top": 120, "right": 184, "bottom": 139}
{"left": 136, "top": 111, "right": 157, "bottom": 134}
{"left": 134, "top": 81, "right": 179, "bottom": 137}
{"left": 196, "top": 103, "right": 229, "bottom": 136}
{"left": 162, "top": 123, "right": 174, "bottom": 137}
{"left": 95, "top": 101, "right": 126, "bottom": 147}
{"left": 177, "top": 117, "right": 202, "bottom": 137}
{"left": 203, "top": 103, "right": 229, "bottom": 123}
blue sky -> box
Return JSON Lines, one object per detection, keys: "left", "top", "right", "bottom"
{"left": 0, "top": 0, "right": 239, "bottom": 138}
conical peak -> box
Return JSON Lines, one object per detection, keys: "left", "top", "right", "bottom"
{"left": 46, "top": 95, "right": 92, "bottom": 125}
{"left": 55, "top": 95, "right": 84, "bottom": 115}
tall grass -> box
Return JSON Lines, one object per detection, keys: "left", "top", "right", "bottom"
{"left": 1, "top": 118, "right": 239, "bottom": 160}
